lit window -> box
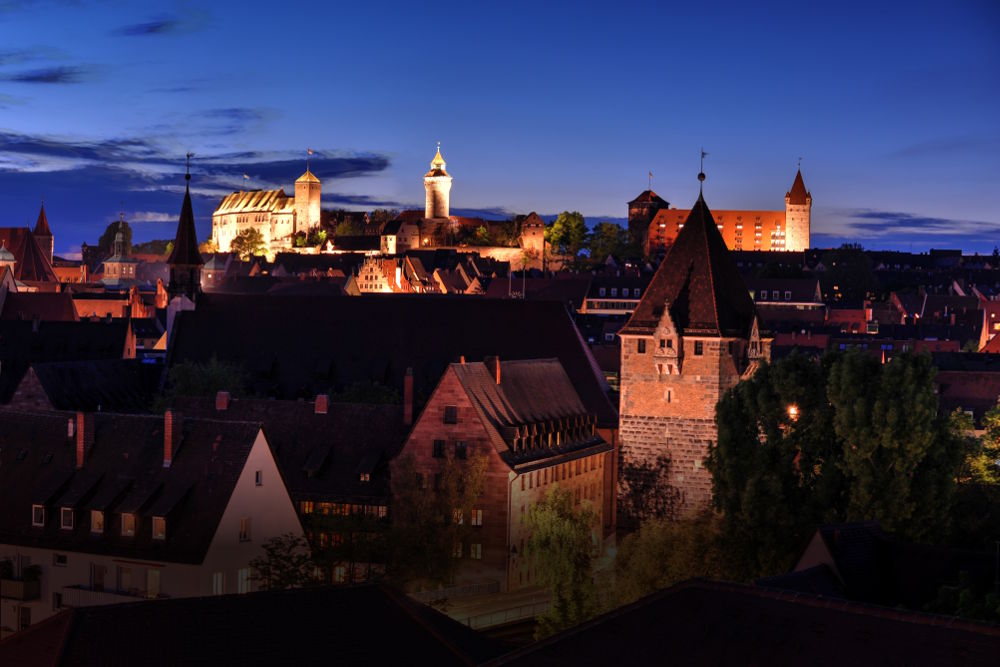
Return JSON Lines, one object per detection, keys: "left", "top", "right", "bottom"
{"left": 239, "top": 517, "right": 251, "bottom": 542}
{"left": 300, "top": 501, "right": 314, "bottom": 514}
{"left": 470, "top": 543, "right": 482, "bottom": 560}
{"left": 61, "top": 507, "right": 74, "bottom": 530}
{"left": 359, "top": 472, "right": 371, "bottom": 482}
{"left": 121, "top": 513, "right": 136, "bottom": 537}
{"left": 452, "top": 508, "right": 464, "bottom": 525}
{"left": 91, "top": 510, "right": 104, "bottom": 534}
{"left": 212, "top": 572, "right": 225, "bottom": 595}
{"left": 471, "top": 509, "right": 483, "bottom": 526}
{"left": 237, "top": 567, "right": 252, "bottom": 594}
{"left": 153, "top": 517, "right": 166, "bottom": 541}
{"left": 255, "top": 470, "right": 263, "bottom": 486}
{"left": 333, "top": 565, "right": 346, "bottom": 583}
{"left": 32, "top": 504, "right": 45, "bottom": 527}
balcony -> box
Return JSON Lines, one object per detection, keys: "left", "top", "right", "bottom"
{"left": 0, "top": 578, "right": 41, "bottom": 601}
{"left": 61, "top": 585, "right": 168, "bottom": 608}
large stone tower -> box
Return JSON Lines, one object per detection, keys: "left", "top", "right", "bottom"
{"left": 627, "top": 189, "right": 669, "bottom": 253}
{"left": 167, "top": 168, "right": 204, "bottom": 301}
{"left": 294, "top": 168, "right": 322, "bottom": 235}
{"left": 784, "top": 169, "right": 811, "bottom": 251}
{"left": 618, "top": 188, "right": 769, "bottom": 522}
{"left": 32, "top": 203, "right": 53, "bottom": 264}
{"left": 424, "top": 145, "right": 452, "bottom": 219}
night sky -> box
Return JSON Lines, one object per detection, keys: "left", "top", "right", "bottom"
{"left": 1, "top": 0, "right": 997, "bottom": 257}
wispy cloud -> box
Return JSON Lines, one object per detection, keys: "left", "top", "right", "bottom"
{"left": 113, "top": 12, "right": 207, "bottom": 38}
{"left": 1, "top": 65, "right": 92, "bottom": 84}
{"left": 129, "top": 211, "right": 176, "bottom": 223}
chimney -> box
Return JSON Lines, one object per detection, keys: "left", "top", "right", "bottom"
{"left": 315, "top": 394, "right": 329, "bottom": 415}
{"left": 403, "top": 367, "right": 414, "bottom": 426}
{"left": 215, "top": 391, "right": 231, "bottom": 411}
{"left": 486, "top": 355, "right": 501, "bottom": 385}
{"left": 164, "top": 410, "right": 181, "bottom": 468}
{"left": 75, "top": 412, "right": 93, "bottom": 469}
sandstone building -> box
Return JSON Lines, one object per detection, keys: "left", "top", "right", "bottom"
{"left": 629, "top": 169, "right": 812, "bottom": 255}
{"left": 618, "top": 189, "right": 770, "bottom": 520}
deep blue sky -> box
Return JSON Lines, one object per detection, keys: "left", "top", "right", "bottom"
{"left": 1, "top": 0, "right": 998, "bottom": 256}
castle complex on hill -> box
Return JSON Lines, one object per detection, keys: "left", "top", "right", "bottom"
{"left": 628, "top": 169, "right": 811, "bottom": 254}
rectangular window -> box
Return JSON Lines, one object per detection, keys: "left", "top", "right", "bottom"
{"left": 432, "top": 439, "right": 445, "bottom": 458}
{"left": 60, "top": 507, "right": 73, "bottom": 530}
{"left": 53, "top": 553, "right": 68, "bottom": 567}
{"left": 470, "top": 543, "right": 483, "bottom": 560}
{"left": 300, "top": 501, "right": 314, "bottom": 514}
{"left": 32, "top": 504, "right": 45, "bottom": 527}
{"left": 121, "top": 513, "right": 136, "bottom": 537}
{"left": 255, "top": 470, "right": 263, "bottom": 486}
{"left": 147, "top": 569, "right": 161, "bottom": 598}
{"left": 212, "top": 572, "right": 225, "bottom": 595}
{"left": 471, "top": 509, "right": 483, "bottom": 526}
{"left": 333, "top": 565, "right": 346, "bottom": 583}
{"left": 659, "top": 339, "right": 665, "bottom": 348}
{"left": 784, "top": 290, "right": 792, "bottom": 301}
{"left": 239, "top": 517, "right": 251, "bottom": 542}
{"left": 637, "top": 339, "right": 646, "bottom": 353}
{"left": 694, "top": 341, "right": 704, "bottom": 355}
{"left": 452, "top": 542, "right": 463, "bottom": 558}
{"left": 237, "top": 568, "right": 252, "bottom": 594}
{"left": 455, "top": 441, "right": 468, "bottom": 459}
{"left": 359, "top": 472, "right": 370, "bottom": 482}
{"left": 153, "top": 517, "right": 166, "bottom": 541}
{"left": 52, "top": 592, "right": 63, "bottom": 611}
{"left": 444, "top": 405, "right": 458, "bottom": 424}
{"left": 91, "top": 510, "right": 104, "bottom": 534}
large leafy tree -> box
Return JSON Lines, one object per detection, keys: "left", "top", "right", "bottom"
{"left": 98, "top": 220, "right": 132, "bottom": 256}
{"left": 545, "top": 211, "right": 587, "bottom": 257}
{"left": 250, "top": 533, "right": 315, "bottom": 590}
{"left": 230, "top": 228, "right": 266, "bottom": 260}
{"left": 525, "top": 486, "right": 597, "bottom": 638}
{"left": 586, "top": 222, "right": 629, "bottom": 262}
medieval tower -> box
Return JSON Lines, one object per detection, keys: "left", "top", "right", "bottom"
{"left": 424, "top": 144, "right": 452, "bottom": 219}
{"left": 167, "top": 166, "right": 204, "bottom": 301}
{"left": 618, "top": 184, "right": 770, "bottom": 522}
{"left": 32, "top": 203, "right": 53, "bottom": 264}
{"left": 294, "top": 168, "right": 322, "bottom": 235}
{"left": 784, "top": 169, "right": 811, "bottom": 252}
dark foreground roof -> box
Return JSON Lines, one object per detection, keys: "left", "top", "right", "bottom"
{"left": 490, "top": 579, "right": 1000, "bottom": 666}
{"left": 27, "top": 358, "right": 163, "bottom": 412}
{"left": 0, "top": 584, "right": 504, "bottom": 666}
{"left": 168, "top": 294, "right": 617, "bottom": 427}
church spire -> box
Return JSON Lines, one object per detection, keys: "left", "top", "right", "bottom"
{"left": 787, "top": 168, "right": 809, "bottom": 205}
{"left": 167, "top": 154, "right": 204, "bottom": 300}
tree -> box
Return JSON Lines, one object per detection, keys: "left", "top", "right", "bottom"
{"left": 155, "top": 356, "right": 249, "bottom": 411}
{"left": 132, "top": 239, "right": 172, "bottom": 256}
{"left": 545, "top": 211, "right": 587, "bottom": 257}
{"left": 250, "top": 533, "right": 315, "bottom": 590}
{"left": 388, "top": 451, "right": 488, "bottom": 588}
{"left": 586, "top": 222, "right": 629, "bottom": 263}
{"left": 471, "top": 225, "right": 493, "bottom": 246}
{"left": 819, "top": 243, "right": 875, "bottom": 303}
{"left": 307, "top": 229, "right": 327, "bottom": 247}
{"left": 617, "top": 453, "right": 681, "bottom": 528}
{"left": 334, "top": 219, "right": 363, "bottom": 237}
{"left": 230, "top": 228, "right": 265, "bottom": 260}
{"left": 525, "top": 486, "right": 597, "bottom": 638}
{"left": 613, "top": 513, "right": 727, "bottom": 606}
{"left": 370, "top": 209, "right": 399, "bottom": 231}
{"left": 97, "top": 220, "right": 132, "bottom": 256}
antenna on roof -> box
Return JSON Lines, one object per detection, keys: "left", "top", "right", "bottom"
{"left": 698, "top": 148, "right": 708, "bottom": 193}
{"left": 648, "top": 170, "right": 653, "bottom": 191}
{"left": 185, "top": 152, "right": 194, "bottom": 182}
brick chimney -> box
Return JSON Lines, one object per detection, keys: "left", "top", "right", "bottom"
{"left": 315, "top": 394, "right": 329, "bottom": 415}
{"left": 486, "top": 356, "right": 501, "bottom": 385}
{"left": 75, "top": 411, "right": 94, "bottom": 469}
{"left": 164, "top": 410, "right": 181, "bottom": 468}
{"left": 403, "top": 367, "right": 414, "bottom": 426}
{"left": 215, "top": 391, "right": 231, "bottom": 411}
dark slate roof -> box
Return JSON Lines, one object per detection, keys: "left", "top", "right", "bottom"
{"left": 0, "top": 319, "right": 130, "bottom": 402}
{"left": 174, "top": 397, "right": 408, "bottom": 504}
{"left": 166, "top": 183, "right": 203, "bottom": 267}
{"left": 0, "top": 227, "right": 57, "bottom": 282}
{"left": 28, "top": 359, "right": 163, "bottom": 412}
{"left": 0, "top": 584, "right": 505, "bottom": 667}
{"left": 628, "top": 189, "right": 669, "bottom": 206}
{"left": 34, "top": 203, "right": 52, "bottom": 236}
{"left": 0, "top": 409, "right": 261, "bottom": 564}
{"left": 621, "top": 194, "right": 757, "bottom": 337}
{"left": 168, "top": 294, "right": 617, "bottom": 427}
{"left": 787, "top": 169, "right": 810, "bottom": 205}
{"left": 0, "top": 291, "right": 77, "bottom": 321}
{"left": 483, "top": 276, "right": 592, "bottom": 310}
{"left": 755, "top": 563, "right": 845, "bottom": 598}
{"left": 451, "top": 359, "right": 611, "bottom": 470}
{"left": 382, "top": 219, "right": 404, "bottom": 235}
{"left": 490, "top": 579, "right": 1000, "bottom": 666}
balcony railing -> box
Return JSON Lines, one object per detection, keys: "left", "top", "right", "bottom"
{"left": 61, "top": 585, "right": 168, "bottom": 607}
{"left": 0, "top": 578, "right": 41, "bottom": 601}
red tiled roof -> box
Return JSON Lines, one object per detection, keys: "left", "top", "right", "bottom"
{"left": 787, "top": 169, "right": 810, "bottom": 205}
{"left": 0, "top": 227, "right": 57, "bottom": 282}
{"left": 0, "top": 291, "right": 77, "bottom": 322}
{"left": 622, "top": 194, "right": 757, "bottom": 337}
{"left": 34, "top": 203, "right": 52, "bottom": 236}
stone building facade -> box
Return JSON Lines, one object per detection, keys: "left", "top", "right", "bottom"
{"left": 618, "top": 191, "right": 770, "bottom": 522}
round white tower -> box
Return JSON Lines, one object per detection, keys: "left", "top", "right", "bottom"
{"left": 423, "top": 144, "right": 452, "bottom": 219}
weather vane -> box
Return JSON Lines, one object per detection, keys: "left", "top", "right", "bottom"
{"left": 698, "top": 148, "right": 708, "bottom": 190}
{"left": 185, "top": 152, "right": 194, "bottom": 181}
{"left": 798, "top": 156, "right": 802, "bottom": 169}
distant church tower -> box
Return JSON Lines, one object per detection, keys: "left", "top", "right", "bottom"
{"left": 294, "top": 168, "right": 321, "bottom": 235}
{"left": 167, "top": 160, "right": 204, "bottom": 301}
{"left": 617, "top": 176, "right": 769, "bottom": 523}
{"left": 424, "top": 144, "right": 452, "bottom": 219}
{"left": 784, "top": 168, "right": 811, "bottom": 251}
{"left": 33, "top": 203, "right": 54, "bottom": 264}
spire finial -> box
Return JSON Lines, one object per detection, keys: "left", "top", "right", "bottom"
{"left": 185, "top": 152, "right": 193, "bottom": 182}
{"left": 307, "top": 147, "right": 313, "bottom": 171}
{"left": 698, "top": 148, "right": 708, "bottom": 192}
{"left": 797, "top": 156, "right": 802, "bottom": 170}
{"left": 649, "top": 170, "right": 653, "bottom": 191}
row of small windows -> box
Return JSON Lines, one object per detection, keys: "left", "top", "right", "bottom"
{"left": 597, "top": 287, "right": 642, "bottom": 298}
{"left": 519, "top": 454, "right": 602, "bottom": 491}
{"left": 299, "top": 501, "right": 389, "bottom": 518}
{"left": 33, "top": 505, "right": 164, "bottom": 540}
{"left": 637, "top": 339, "right": 703, "bottom": 355}
{"left": 452, "top": 542, "right": 484, "bottom": 559}
{"left": 433, "top": 439, "right": 467, "bottom": 459}
{"left": 756, "top": 290, "right": 793, "bottom": 301}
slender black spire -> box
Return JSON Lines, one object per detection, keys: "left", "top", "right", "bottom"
{"left": 167, "top": 154, "right": 203, "bottom": 300}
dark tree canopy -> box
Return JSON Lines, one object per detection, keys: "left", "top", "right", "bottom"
{"left": 98, "top": 220, "right": 132, "bottom": 256}
{"left": 586, "top": 222, "right": 630, "bottom": 262}
{"left": 230, "top": 228, "right": 266, "bottom": 260}
{"left": 545, "top": 211, "right": 587, "bottom": 257}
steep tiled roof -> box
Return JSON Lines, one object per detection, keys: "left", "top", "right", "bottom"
{"left": 787, "top": 169, "right": 810, "bottom": 205}
{"left": 0, "top": 291, "right": 77, "bottom": 321}
{"left": 166, "top": 183, "right": 203, "bottom": 267}
{"left": 0, "top": 227, "right": 57, "bottom": 282}
{"left": 628, "top": 189, "right": 669, "bottom": 206}
{"left": 0, "top": 585, "right": 505, "bottom": 666}
{"left": 27, "top": 359, "right": 163, "bottom": 412}
{"left": 0, "top": 409, "right": 261, "bottom": 564}
{"left": 213, "top": 189, "right": 294, "bottom": 215}
{"left": 34, "top": 203, "right": 52, "bottom": 236}
{"left": 296, "top": 168, "right": 320, "bottom": 184}
{"left": 622, "top": 194, "right": 757, "bottom": 337}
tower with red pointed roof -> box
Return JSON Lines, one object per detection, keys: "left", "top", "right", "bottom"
{"left": 618, "top": 177, "right": 770, "bottom": 521}
{"left": 33, "top": 203, "right": 53, "bottom": 264}
{"left": 784, "top": 168, "right": 811, "bottom": 252}
{"left": 167, "top": 158, "right": 204, "bottom": 301}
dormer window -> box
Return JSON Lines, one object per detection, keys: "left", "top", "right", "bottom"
{"left": 32, "top": 504, "right": 45, "bottom": 527}
{"left": 444, "top": 406, "right": 458, "bottom": 424}
{"left": 91, "top": 510, "right": 104, "bottom": 534}
{"left": 61, "top": 508, "right": 74, "bottom": 530}
{"left": 121, "top": 513, "right": 136, "bottom": 537}
{"left": 359, "top": 473, "right": 371, "bottom": 482}
{"left": 152, "top": 517, "right": 166, "bottom": 541}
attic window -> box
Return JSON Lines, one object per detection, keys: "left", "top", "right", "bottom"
{"left": 359, "top": 473, "right": 371, "bottom": 482}
{"left": 444, "top": 406, "right": 458, "bottom": 424}
{"left": 60, "top": 508, "right": 74, "bottom": 530}
{"left": 32, "top": 504, "right": 45, "bottom": 527}
{"left": 91, "top": 511, "right": 104, "bottom": 533}
{"left": 153, "top": 517, "right": 166, "bottom": 540}
{"left": 121, "top": 513, "right": 136, "bottom": 537}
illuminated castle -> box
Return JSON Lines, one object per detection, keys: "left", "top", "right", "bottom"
{"left": 211, "top": 169, "right": 322, "bottom": 252}
{"left": 423, "top": 144, "right": 452, "bottom": 219}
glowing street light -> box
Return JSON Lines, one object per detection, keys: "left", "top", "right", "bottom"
{"left": 787, "top": 404, "right": 800, "bottom": 422}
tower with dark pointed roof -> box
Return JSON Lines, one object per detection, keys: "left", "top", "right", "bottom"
{"left": 33, "top": 203, "right": 53, "bottom": 264}
{"left": 618, "top": 182, "right": 770, "bottom": 521}
{"left": 785, "top": 169, "right": 811, "bottom": 251}
{"left": 167, "top": 164, "right": 204, "bottom": 301}
{"left": 424, "top": 144, "right": 452, "bottom": 219}
{"left": 627, "top": 189, "right": 669, "bottom": 251}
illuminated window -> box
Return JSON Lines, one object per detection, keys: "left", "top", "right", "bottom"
{"left": 300, "top": 501, "right": 314, "bottom": 514}
{"left": 212, "top": 572, "right": 225, "bottom": 595}
{"left": 121, "top": 513, "right": 136, "bottom": 537}
{"left": 237, "top": 567, "right": 252, "bottom": 594}
{"left": 32, "top": 504, "right": 45, "bottom": 527}
{"left": 471, "top": 509, "right": 483, "bottom": 526}
{"left": 470, "top": 543, "right": 482, "bottom": 560}
{"left": 239, "top": 517, "right": 251, "bottom": 542}
{"left": 91, "top": 510, "right": 104, "bottom": 533}
{"left": 334, "top": 565, "right": 346, "bottom": 583}
{"left": 359, "top": 472, "right": 370, "bottom": 482}
{"left": 60, "top": 507, "right": 73, "bottom": 530}
{"left": 452, "top": 508, "right": 464, "bottom": 525}
{"left": 153, "top": 517, "right": 166, "bottom": 541}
